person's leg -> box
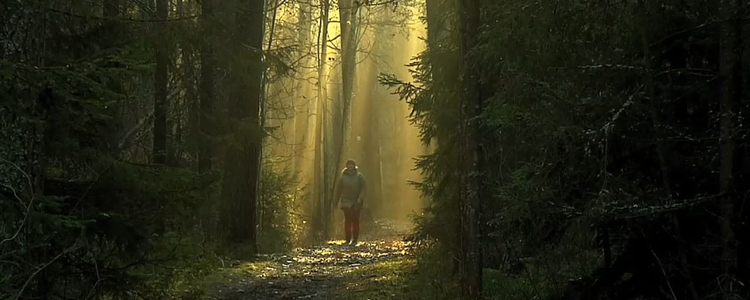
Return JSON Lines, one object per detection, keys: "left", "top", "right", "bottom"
{"left": 351, "top": 208, "right": 361, "bottom": 245}
{"left": 343, "top": 208, "right": 352, "bottom": 244}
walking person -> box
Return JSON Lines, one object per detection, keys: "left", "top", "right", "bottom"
{"left": 332, "top": 159, "right": 366, "bottom": 246}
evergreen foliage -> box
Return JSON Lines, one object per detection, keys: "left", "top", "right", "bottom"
{"left": 388, "top": 0, "right": 750, "bottom": 299}
{"left": 0, "top": 0, "right": 301, "bottom": 298}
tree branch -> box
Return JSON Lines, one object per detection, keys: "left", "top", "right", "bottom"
{"left": 47, "top": 9, "right": 200, "bottom": 23}
{"left": 0, "top": 159, "right": 35, "bottom": 248}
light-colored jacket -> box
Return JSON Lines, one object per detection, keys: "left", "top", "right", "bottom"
{"left": 333, "top": 167, "right": 366, "bottom": 209}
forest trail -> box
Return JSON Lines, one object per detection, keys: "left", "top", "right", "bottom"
{"left": 208, "top": 220, "right": 415, "bottom": 300}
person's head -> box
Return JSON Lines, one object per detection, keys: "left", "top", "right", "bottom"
{"left": 346, "top": 159, "right": 356, "bottom": 171}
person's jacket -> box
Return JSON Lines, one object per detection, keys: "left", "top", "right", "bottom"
{"left": 333, "top": 167, "right": 366, "bottom": 209}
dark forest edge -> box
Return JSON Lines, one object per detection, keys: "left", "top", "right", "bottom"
{"left": 390, "top": 0, "right": 750, "bottom": 299}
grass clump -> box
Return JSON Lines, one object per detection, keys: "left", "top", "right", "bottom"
{"left": 334, "top": 258, "right": 418, "bottom": 300}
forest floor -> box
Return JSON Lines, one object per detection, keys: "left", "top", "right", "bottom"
{"left": 207, "top": 220, "right": 418, "bottom": 300}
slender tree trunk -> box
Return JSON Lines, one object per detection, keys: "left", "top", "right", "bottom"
{"left": 177, "top": 0, "right": 194, "bottom": 167}
{"left": 335, "top": 0, "right": 359, "bottom": 173}
{"left": 103, "top": 0, "right": 122, "bottom": 155}
{"left": 199, "top": 0, "right": 215, "bottom": 173}
{"left": 256, "top": 0, "right": 281, "bottom": 239}
{"left": 365, "top": 61, "right": 382, "bottom": 215}
{"left": 219, "top": 0, "right": 265, "bottom": 253}
{"left": 313, "top": 0, "right": 331, "bottom": 241}
{"left": 260, "top": 0, "right": 280, "bottom": 131}
{"left": 458, "top": 0, "right": 482, "bottom": 298}
{"left": 293, "top": 0, "right": 313, "bottom": 173}
{"left": 324, "top": 0, "right": 360, "bottom": 240}
{"left": 718, "top": 0, "right": 741, "bottom": 279}
{"left": 153, "top": 0, "right": 169, "bottom": 164}
{"left": 313, "top": 94, "right": 325, "bottom": 240}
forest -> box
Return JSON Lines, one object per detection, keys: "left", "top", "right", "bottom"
{"left": 1, "top": 0, "right": 750, "bottom": 299}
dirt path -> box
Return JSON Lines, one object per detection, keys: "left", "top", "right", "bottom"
{"left": 209, "top": 220, "right": 414, "bottom": 300}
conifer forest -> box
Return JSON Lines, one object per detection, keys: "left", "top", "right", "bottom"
{"left": 2, "top": 0, "right": 750, "bottom": 299}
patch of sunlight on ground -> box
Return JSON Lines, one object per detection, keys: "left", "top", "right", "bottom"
{"left": 333, "top": 258, "right": 417, "bottom": 300}
{"left": 205, "top": 237, "right": 416, "bottom": 299}
{"left": 327, "top": 239, "right": 349, "bottom": 246}
{"left": 236, "top": 261, "right": 277, "bottom": 275}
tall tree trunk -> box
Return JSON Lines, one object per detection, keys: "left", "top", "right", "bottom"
{"left": 256, "top": 0, "right": 281, "bottom": 239}
{"left": 218, "top": 0, "right": 265, "bottom": 253}
{"left": 323, "top": 0, "right": 359, "bottom": 240}
{"left": 184, "top": 1, "right": 201, "bottom": 170}
{"left": 153, "top": 0, "right": 169, "bottom": 164}
{"left": 177, "top": 0, "right": 194, "bottom": 167}
{"left": 103, "top": 0, "right": 122, "bottom": 155}
{"left": 260, "top": 0, "right": 280, "bottom": 131}
{"left": 199, "top": 0, "right": 215, "bottom": 173}
{"left": 293, "top": 0, "right": 313, "bottom": 173}
{"left": 719, "top": 0, "right": 741, "bottom": 279}
{"left": 364, "top": 60, "right": 382, "bottom": 215}
{"left": 335, "top": 0, "right": 359, "bottom": 173}
{"left": 458, "top": 0, "right": 482, "bottom": 298}
{"left": 313, "top": 0, "right": 331, "bottom": 241}
{"left": 426, "top": 0, "right": 463, "bottom": 274}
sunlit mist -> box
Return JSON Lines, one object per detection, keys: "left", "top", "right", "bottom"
{"left": 262, "top": 3, "right": 429, "bottom": 239}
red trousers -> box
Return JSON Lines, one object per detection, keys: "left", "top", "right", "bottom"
{"left": 342, "top": 207, "right": 361, "bottom": 242}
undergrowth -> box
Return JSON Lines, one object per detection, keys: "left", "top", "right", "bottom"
{"left": 402, "top": 239, "right": 601, "bottom": 300}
